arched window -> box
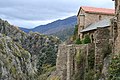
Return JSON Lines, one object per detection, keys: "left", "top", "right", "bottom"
{"left": 99, "top": 15, "right": 102, "bottom": 20}
{"left": 91, "top": 34, "right": 94, "bottom": 43}
{"left": 114, "top": 22, "right": 118, "bottom": 39}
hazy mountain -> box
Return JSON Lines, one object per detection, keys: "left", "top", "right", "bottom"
{"left": 20, "top": 16, "right": 77, "bottom": 41}
{"left": 33, "top": 16, "right": 77, "bottom": 34}
{"left": 20, "top": 27, "right": 31, "bottom": 33}
{"left": 20, "top": 16, "right": 77, "bottom": 34}
{"left": 51, "top": 27, "right": 74, "bottom": 41}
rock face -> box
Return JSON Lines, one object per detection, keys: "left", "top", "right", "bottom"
{"left": 0, "top": 19, "right": 60, "bottom": 79}
{"left": 22, "top": 32, "right": 60, "bottom": 73}
{"left": 0, "top": 34, "right": 35, "bottom": 80}
{"left": 0, "top": 19, "right": 27, "bottom": 45}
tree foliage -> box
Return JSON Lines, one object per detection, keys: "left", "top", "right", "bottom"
{"left": 75, "top": 38, "right": 82, "bottom": 44}
{"left": 83, "top": 35, "right": 91, "bottom": 44}
{"left": 109, "top": 54, "right": 120, "bottom": 80}
{"left": 73, "top": 25, "right": 78, "bottom": 41}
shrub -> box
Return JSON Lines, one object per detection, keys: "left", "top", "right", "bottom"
{"left": 108, "top": 54, "right": 120, "bottom": 80}
{"left": 88, "top": 52, "right": 95, "bottom": 69}
{"left": 42, "top": 64, "right": 56, "bottom": 74}
{"left": 85, "top": 70, "right": 94, "bottom": 80}
{"left": 75, "top": 50, "right": 81, "bottom": 65}
{"left": 10, "top": 66, "right": 17, "bottom": 74}
{"left": 83, "top": 35, "right": 91, "bottom": 44}
{"left": 72, "top": 72, "right": 81, "bottom": 80}
{"left": 73, "top": 25, "right": 78, "bottom": 41}
{"left": 74, "top": 25, "right": 78, "bottom": 35}
{"left": 75, "top": 50, "right": 85, "bottom": 66}
{"left": 49, "top": 76, "right": 60, "bottom": 80}
{"left": 74, "top": 50, "right": 85, "bottom": 80}
{"left": 75, "top": 38, "right": 82, "bottom": 44}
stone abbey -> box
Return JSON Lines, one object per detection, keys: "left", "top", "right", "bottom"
{"left": 52, "top": 0, "right": 120, "bottom": 80}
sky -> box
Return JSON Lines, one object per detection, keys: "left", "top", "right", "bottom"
{"left": 0, "top": 0, "right": 115, "bottom": 28}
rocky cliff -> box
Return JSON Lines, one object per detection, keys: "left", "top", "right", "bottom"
{"left": 0, "top": 18, "right": 60, "bottom": 79}
{"left": 0, "top": 33, "right": 35, "bottom": 80}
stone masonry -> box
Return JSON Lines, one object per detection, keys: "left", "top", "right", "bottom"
{"left": 77, "top": 6, "right": 114, "bottom": 39}
{"left": 56, "top": 44, "right": 87, "bottom": 80}
{"left": 56, "top": 27, "right": 112, "bottom": 80}
{"left": 94, "top": 28, "right": 112, "bottom": 80}
{"left": 114, "top": 0, "right": 120, "bottom": 54}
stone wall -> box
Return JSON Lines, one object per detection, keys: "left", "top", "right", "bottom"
{"left": 77, "top": 9, "right": 86, "bottom": 38}
{"left": 94, "top": 28, "right": 112, "bottom": 80}
{"left": 114, "top": 0, "right": 120, "bottom": 54}
{"left": 56, "top": 44, "right": 95, "bottom": 80}
{"left": 56, "top": 27, "right": 113, "bottom": 80}
{"left": 56, "top": 44, "right": 87, "bottom": 80}
{"left": 84, "top": 13, "right": 114, "bottom": 28}
{"left": 56, "top": 44, "right": 67, "bottom": 80}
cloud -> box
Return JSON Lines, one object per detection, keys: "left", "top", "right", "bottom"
{"left": 0, "top": 0, "right": 114, "bottom": 28}
{"left": 7, "top": 19, "right": 55, "bottom": 29}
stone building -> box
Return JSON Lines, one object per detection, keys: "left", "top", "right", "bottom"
{"left": 52, "top": 1, "right": 120, "bottom": 80}
{"left": 77, "top": 6, "right": 115, "bottom": 42}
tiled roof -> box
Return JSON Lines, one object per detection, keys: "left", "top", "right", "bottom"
{"left": 81, "top": 6, "right": 115, "bottom": 15}
{"left": 80, "top": 18, "right": 112, "bottom": 33}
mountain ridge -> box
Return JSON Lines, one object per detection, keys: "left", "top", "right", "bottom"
{"left": 20, "top": 16, "right": 77, "bottom": 34}
{"left": 20, "top": 16, "right": 77, "bottom": 41}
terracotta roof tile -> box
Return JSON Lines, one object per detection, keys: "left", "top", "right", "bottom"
{"left": 81, "top": 6, "right": 115, "bottom": 15}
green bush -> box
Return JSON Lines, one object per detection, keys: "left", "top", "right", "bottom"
{"left": 72, "top": 72, "right": 81, "bottom": 80}
{"left": 73, "top": 25, "right": 78, "bottom": 41}
{"left": 108, "top": 54, "right": 120, "bottom": 80}
{"left": 75, "top": 50, "right": 85, "bottom": 65}
{"left": 85, "top": 70, "right": 94, "bottom": 80}
{"left": 83, "top": 35, "right": 91, "bottom": 44}
{"left": 75, "top": 38, "right": 82, "bottom": 44}
{"left": 49, "top": 76, "right": 60, "bottom": 80}
{"left": 88, "top": 52, "right": 95, "bottom": 69}
{"left": 74, "top": 25, "right": 78, "bottom": 35}
{"left": 75, "top": 50, "right": 81, "bottom": 65}
{"left": 74, "top": 50, "right": 85, "bottom": 80}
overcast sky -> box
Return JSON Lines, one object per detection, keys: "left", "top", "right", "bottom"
{"left": 0, "top": 0, "right": 115, "bottom": 28}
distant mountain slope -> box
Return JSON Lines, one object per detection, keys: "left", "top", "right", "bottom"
{"left": 20, "top": 16, "right": 77, "bottom": 34}
{"left": 19, "top": 27, "right": 31, "bottom": 33}
{"left": 20, "top": 16, "right": 77, "bottom": 41}
{"left": 33, "top": 16, "right": 77, "bottom": 34}
{"left": 51, "top": 27, "right": 74, "bottom": 41}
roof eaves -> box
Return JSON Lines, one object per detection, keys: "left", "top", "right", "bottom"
{"left": 84, "top": 11, "right": 115, "bottom": 15}
{"left": 77, "top": 7, "right": 82, "bottom": 17}
{"left": 77, "top": 6, "right": 87, "bottom": 16}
